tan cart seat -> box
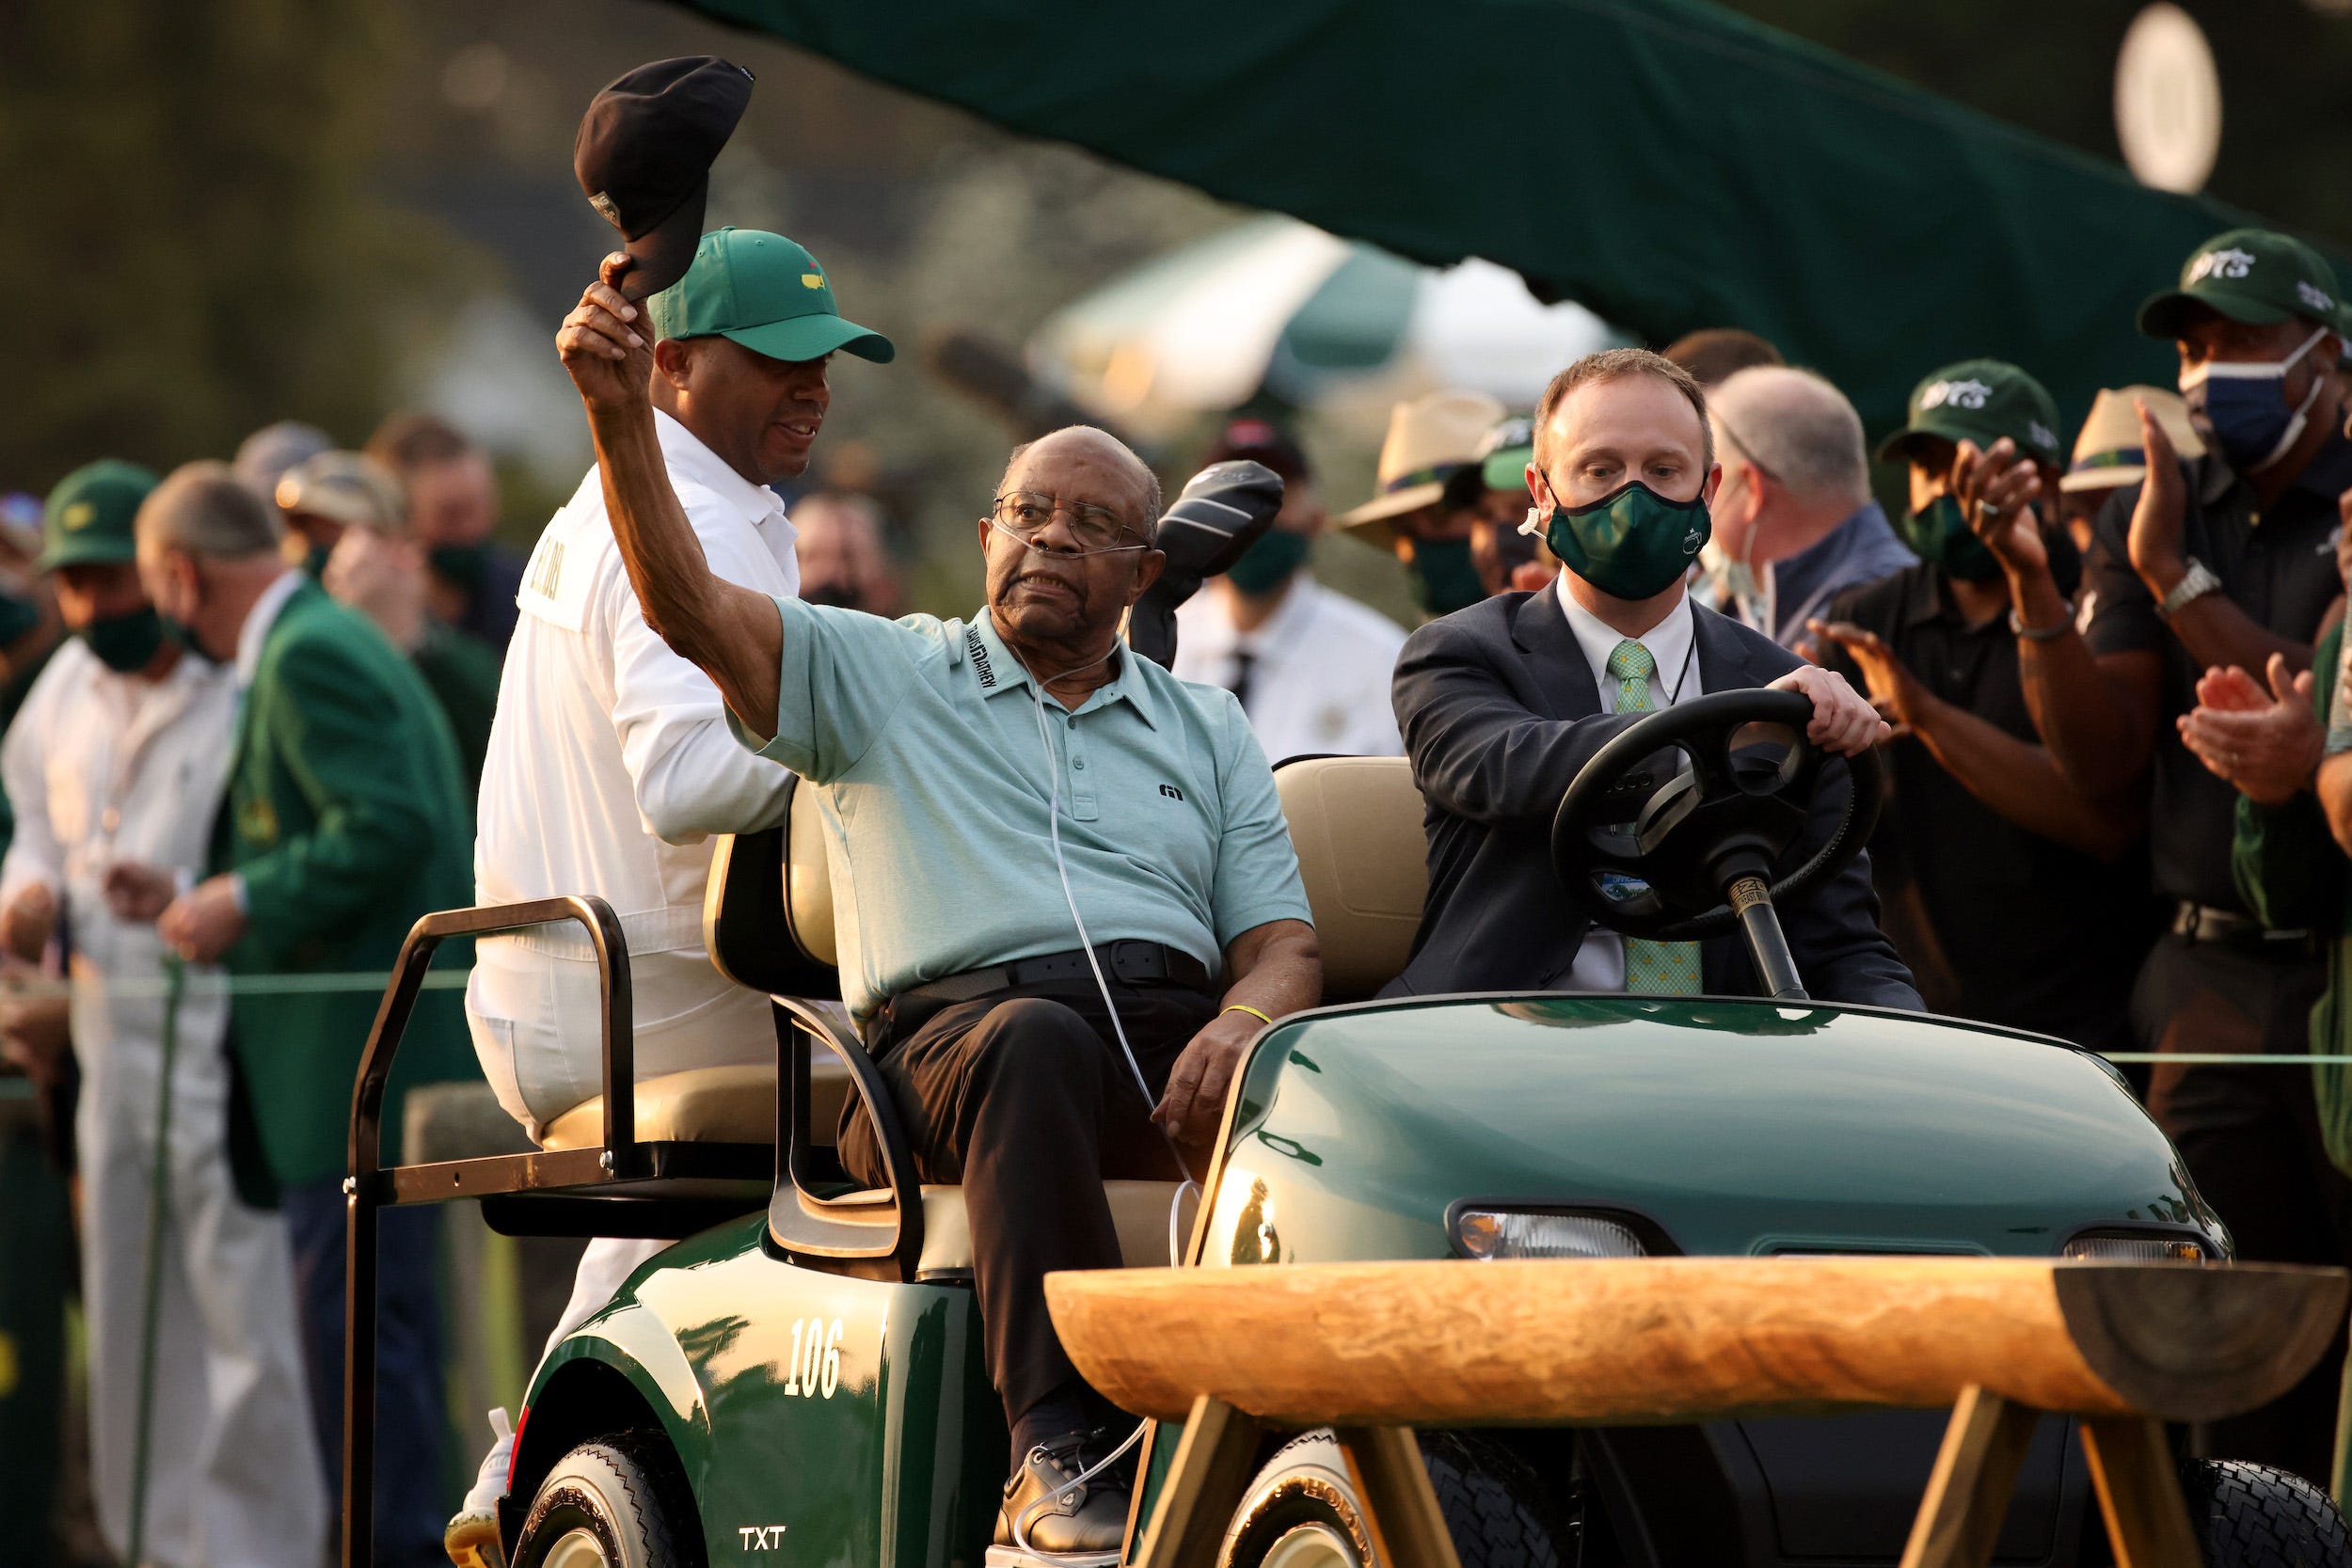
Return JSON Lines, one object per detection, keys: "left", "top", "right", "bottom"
{"left": 1274, "top": 755, "right": 1427, "bottom": 1001}
{"left": 539, "top": 1058, "right": 854, "bottom": 1151}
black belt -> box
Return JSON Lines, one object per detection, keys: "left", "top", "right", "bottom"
{"left": 2171, "top": 902, "right": 2320, "bottom": 958}
{"left": 886, "top": 941, "right": 1212, "bottom": 1015}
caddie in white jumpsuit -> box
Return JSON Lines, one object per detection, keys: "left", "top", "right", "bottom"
{"left": 451, "top": 225, "right": 893, "bottom": 1559}
{"left": 0, "top": 460, "right": 324, "bottom": 1568}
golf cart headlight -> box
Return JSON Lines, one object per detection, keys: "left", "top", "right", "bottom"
{"left": 2061, "top": 1231, "right": 2208, "bottom": 1263}
{"left": 1452, "top": 1208, "right": 1646, "bottom": 1260}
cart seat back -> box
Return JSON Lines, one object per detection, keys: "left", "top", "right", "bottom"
{"left": 1273, "top": 755, "right": 1427, "bottom": 1001}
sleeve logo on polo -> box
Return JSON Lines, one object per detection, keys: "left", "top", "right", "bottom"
{"left": 2298, "top": 280, "right": 2336, "bottom": 314}
{"left": 1919, "top": 378, "right": 1991, "bottom": 411}
{"left": 2186, "top": 246, "right": 2256, "bottom": 283}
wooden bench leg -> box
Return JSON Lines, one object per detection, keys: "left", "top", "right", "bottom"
{"left": 2080, "top": 1417, "right": 2201, "bottom": 1568}
{"left": 1131, "top": 1395, "right": 1263, "bottom": 1568}
{"left": 1334, "top": 1426, "right": 1466, "bottom": 1568}
{"left": 1900, "top": 1385, "right": 2041, "bottom": 1568}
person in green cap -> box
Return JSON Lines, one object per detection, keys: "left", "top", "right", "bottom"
{"left": 1804, "top": 359, "right": 2150, "bottom": 1054}
{"left": 0, "top": 459, "right": 326, "bottom": 1568}
{"left": 1964, "top": 228, "right": 2352, "bottom": 1481}
{"left": 451, "top": 227, "right": 896, "bottom": 1567}
{"left": 110, "top": 459, "right": 478, "bottom": 1568}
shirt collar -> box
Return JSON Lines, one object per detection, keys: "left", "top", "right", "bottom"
{"left": 653, "top": 409, "right": 789, "bottom": 531}
{"left": 1555, "top": 573, "right": 1695, "bottom": 695}
{"left": 960, "top": 609, "right": 1161, "bottom": 729}
{"left": 1772, "top": 499, "right": 1884, "bottom": 597}
{"left": 235, "top": 569, "right": 305, "bottom": 688}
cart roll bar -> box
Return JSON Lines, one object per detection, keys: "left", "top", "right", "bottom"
{"left": 343, "top": 895, "right": 629, "bottom": 1568}
{"left": 768, "top": 994, "right": 926, "bottom": 1276}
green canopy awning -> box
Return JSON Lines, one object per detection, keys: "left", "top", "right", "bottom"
{"left": 673, "top": 0, "right": 2298, "bottom": 443}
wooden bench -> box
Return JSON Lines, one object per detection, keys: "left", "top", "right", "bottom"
{"left": 1045, "top": 1257, "right": 2351, "bottom": 1568}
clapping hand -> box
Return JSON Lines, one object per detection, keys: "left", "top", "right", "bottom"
{"left": 2127, "top": 399, "right": 2189, "bottom": 592}
{"left": 1952, "top": 438, "right": 2046, "bottom": 577}
{"left": 1804, "top": 619, "right": 1927, "bottom": 740}
{"left": 2178, "top": 654, "right": 2321, "bottom": 807}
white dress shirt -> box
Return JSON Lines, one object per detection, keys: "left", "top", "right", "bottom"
{"left": 1172, "top": 576, "right": 1407, "bottom": 762}
{"left": 469, "top": 409, "right": 800, "bottom": 1129}
{"left": 1555, "top": 575, "right": 1704, "bottom": 993}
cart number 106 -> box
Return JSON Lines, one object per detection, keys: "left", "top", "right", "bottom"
{"left": 783, "top": 1317, "right": 844, "bottom": 1399}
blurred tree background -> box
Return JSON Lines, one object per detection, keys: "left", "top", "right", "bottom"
{"left": 6, "top": 0, "right": 2351, "bottom": 618}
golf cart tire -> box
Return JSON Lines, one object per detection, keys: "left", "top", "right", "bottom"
{"left": 1217, "top": 1430, "right": 1565, "bottom": 1568}
{"left": 514, "top": 1438, "right": 691, "bottom": 1568}
{"left": 2178, "top": 1458, "right": 2352, "bottom": 1568}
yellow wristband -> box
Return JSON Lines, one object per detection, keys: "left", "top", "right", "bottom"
{"left": 1223, "top": 1004, "right": 1275, "bottom": 1028}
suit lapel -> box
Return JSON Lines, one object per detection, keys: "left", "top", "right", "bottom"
{"left": 1509, "top": 586, "right": 1600, "bottom": 719}
{"left": 1690, "top": 601, "right": 1767, "bottom": 692}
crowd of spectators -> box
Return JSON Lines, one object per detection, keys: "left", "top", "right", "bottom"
{"left": 17, "top": 216, "right": 2352, "bottom": 1560}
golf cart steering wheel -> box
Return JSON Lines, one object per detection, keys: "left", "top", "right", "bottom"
{"left": 1549, "top": 689, "right": 1881, "bottom": 985}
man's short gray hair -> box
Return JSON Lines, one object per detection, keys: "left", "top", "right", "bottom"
{"left": 1707, "top": 366, "right": 1870, "bottom": 507}
{"left": 135, "top": 460, "right": 284, "bottom": 561}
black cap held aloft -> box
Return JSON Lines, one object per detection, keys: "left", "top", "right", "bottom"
{"left": 574, "top": 56, "right": 755, "bottom": 300}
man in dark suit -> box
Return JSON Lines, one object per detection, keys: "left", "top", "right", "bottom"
{"left": 1389, "top": 348, "right": 1920, "bottom": 1007}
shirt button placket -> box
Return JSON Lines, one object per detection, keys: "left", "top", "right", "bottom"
{"left": 1069, "top": 716, "right": 1098, "bottom": 820}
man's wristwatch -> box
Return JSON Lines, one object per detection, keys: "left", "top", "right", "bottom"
{"left": 2156, "top": 558, "right": 2222, "bottom": 620}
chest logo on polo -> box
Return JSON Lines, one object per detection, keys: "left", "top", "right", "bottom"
{"left": 238, "top": 796, "right": 279, "bottom": 847}
{"left": 964, "top": 626, "right": 997, "bottom": 689}
{"left": 1159, "top": 784, "right": 1184, "bottom": 800}
{"left": 1919, "top": 378, "right": 1991, "bottom": 411}
{"left": 2186, "top": 246, "right": 2255, "bottom": 284}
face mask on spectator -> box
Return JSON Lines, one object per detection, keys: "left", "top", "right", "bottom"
{"left": 1225, "top": 528, "right": 1311, "bottom": 596}
{"left": 2180, "top": 325, "right": 2330, "bottom": 473}
{"left": 1405, "top": 536, "right": 1485, "bottom": 616}
{"left": 1899, "top": 495, "right": 2003, "bottom": 582}
{"left": 80, "top": 604, "right": 172, "bottom": 673}
{"left": 0, "top": 587, "right": 40, "bottom": 646}
{"left": 1536, "top": 478, "right": 1711, "bottom": 602}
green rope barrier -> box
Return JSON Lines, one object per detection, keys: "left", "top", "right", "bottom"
{"left": 124, "top": 954, "right": 185, "bottom": 1568}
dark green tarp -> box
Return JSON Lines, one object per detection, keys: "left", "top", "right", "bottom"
{"left": 674, "top": 0, "right": 2304, "bottom": 441}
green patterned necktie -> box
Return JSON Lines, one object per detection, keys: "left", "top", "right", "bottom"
{"left": 1607, "top": 640, "right": 1703, "bottom": 996}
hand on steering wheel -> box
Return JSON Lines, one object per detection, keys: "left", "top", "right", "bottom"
{"left": 1549, "top": 689, "right": 1882, "bottom": 944}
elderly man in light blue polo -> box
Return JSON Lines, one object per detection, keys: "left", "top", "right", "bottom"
{"left": 554, "top": 254, "right": 1322, "bottom": 1561}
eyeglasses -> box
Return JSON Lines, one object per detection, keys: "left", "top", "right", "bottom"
{"left": 988, "top": 491, "right": 1151, "bottom": 554}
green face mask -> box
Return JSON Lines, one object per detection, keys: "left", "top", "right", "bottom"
{"left": 1406, "top": 536, "right": 1485, "bottom": 617}
{"left": 1226, "top": 529, "right": 1311, "bottom": 596}
{"left": 1899, "top": 495, "right": 2001, "bottom": 583}
{"left": 0, "top": 589, "right": 41, "bottom": 647}
{"left": 430, "top": 542, "right": 491, "bottom": 594}
{"left": 80, "top": 604, "right": 171, "bottom": 673}
{"left": 301, "top": 543, "right": 332, "bottom": 579}
{"left": 1542, "top": 479, "right": 1711, "bottom": 602}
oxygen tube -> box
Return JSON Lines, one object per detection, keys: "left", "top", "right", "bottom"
{"left": 1008, "top": 631, "right": 1200, "bottom": 1557}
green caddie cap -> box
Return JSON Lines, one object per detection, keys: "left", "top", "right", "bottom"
{"left": 2137, "top": 229, "right": 2342, "bottom": 341}
{"left": 40, "top": 459, "right": 159, "bottom": 573}
{"left": 1876, "top": 359, "right": 2065, "bottom": 469}
{"left": 645, "top": 228, "right": 895, "bottom": 365}
{"left": 1475, "top": 416, "right": 1535, "bottom": 492}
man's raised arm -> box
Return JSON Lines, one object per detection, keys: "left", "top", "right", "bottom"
{"left": 558, "top": 252, "right": 784, "bottom": 736}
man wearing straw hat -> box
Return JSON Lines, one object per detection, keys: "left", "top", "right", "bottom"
{"left": 1337, "top": 388, "right": 1504, "bottom": 619}
{"left": 0, "top": 460, "right": 323, "bottom": 1568}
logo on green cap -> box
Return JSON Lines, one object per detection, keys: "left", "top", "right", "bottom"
{"left": 61, "top": 502, "right": 94, "bottom": 531}
{"left": 1920, "top": 378, "right": 1992, "bottom": 412}
{"left": 2186, "top": 247, "right": 2255, "bottom": 285}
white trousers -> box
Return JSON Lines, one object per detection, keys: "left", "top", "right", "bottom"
{"left": 78, "top": 1022, "right": 326, "bottom": 1568}
{"left": 465, "top": 935, "right": 777, "bottom": 1140}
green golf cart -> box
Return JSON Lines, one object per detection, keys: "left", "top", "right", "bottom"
{"left": 342, "top": 689, "right": 2351, "bottom": 1568}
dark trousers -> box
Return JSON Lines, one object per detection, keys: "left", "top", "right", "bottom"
{"left": 2134, "top": 933, "right": 2352, "bottom": 1481}
{"left": 284, "top": 1180, "right": 447, "bottom": 1568}
{"left": 840, "top": 978, "right": 1213, "bottom": 1433}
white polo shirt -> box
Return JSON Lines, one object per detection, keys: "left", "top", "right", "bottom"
{"left": 1173, "top": 576, "right": 1407, "bottom": 762}
{"left": 469, "top": 410, "right": 800, "bottom": 1128}
{"left": 1556, "top": 576, "right": 1703, "bottom": 994}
